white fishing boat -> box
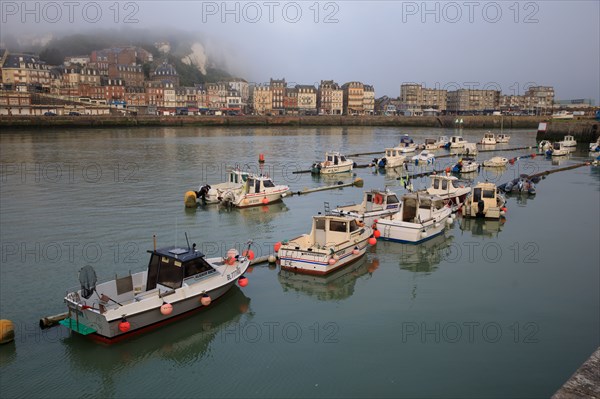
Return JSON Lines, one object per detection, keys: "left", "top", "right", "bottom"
{"left": 480, "top": 132, "right": 497, "bottom": 145}
{"left": 451, "top": 157, "right": 480, "bottom": 173}
{"left": 538, "top": 140, "right": 552, "bottom": 151}
{"left": 61, "top": 238, "right": 252, "bottom": 342}
{"left": 191, "top": 169, "right": 289, "bottom": 208}
{"left": 421, "top": 138, "right": 439, "bottom": 150}
{"left": 332, "top": 189, "right": 401, "bottom": 226}
{"left": 376, "top": 193, "right": 453, "bottom": 244}
{"left": 482, "top": 156, "right": 509, "bottom": 167}
{"left": 435, "top": 136, "right": 450, "bottom": 148}
{"left": 374, "top": 147, "right": 406, "bottom": 168}
{"left": 311, "top": 151, "right": 354, "bottom": 174}
{"left": 411, "top": 150, "right": 436, "bottom": 165}
{"left": 459, "top": 142, "right": 478, "bottom": 156}
{"left": 496, "top": 134, "right": 510, "bottom": 143}
{"left": 546, "top": 142, "right": 570, "bottom": 157}
{"left": 552, "top": 110, "right": 574, "bottom": 120}
{"left": 277, "top": 214, "right": 375, "bottom": 275}
{"left": 422, "top": 174, "right": 470, "bottom": 212}
{"left": 558, "top": 135, "right": 577, "bottom": 147}
{"left": 463, "top": 182, "right": 506, "bottom": 219}
{"left": 590, "top": 137, "right": 600, "bottom": 152}
{"left": 447, "top": 135, "right": 467, "bottom": 149}
{"left": 398, "top": 134, "right": 417, "bottom": 153}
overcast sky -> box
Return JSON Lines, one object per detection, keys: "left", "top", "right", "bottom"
{"left": 2, "top": 1, "right": 599, "bottom": 101}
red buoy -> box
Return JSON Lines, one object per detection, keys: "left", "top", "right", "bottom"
{"left": 369, "top": 237, "right": 377, "bottom": 246}
{"left": 373, "top": 229, "right": 381, "bottom": 238}
{"left": 259, "top": 153, "right": 265, "bottom": 163}
{"left": 118, "top": 319, "right": 130, "bottom": 333}
{"left": 238, "top": 276, "right": 249, "bottom": 287}
{"left": 242, "top": 249, "right": 255, "bottom": 260}
{"left": 328, "top": 258, "right": 337, "bottom": 265}
{"left": 274, "top": 242, "right": 282, "bottom": 252}
{"left": 262, "top": 197, "right": 269, "bottom": 205}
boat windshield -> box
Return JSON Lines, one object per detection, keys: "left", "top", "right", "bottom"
{"left": 340, "top": 156, "right": 347, "bottom": 162}
{"left": 184, "top": 257, "right": 215, "bottom": 278}
{"left": 349, "top": 219, "right": 360, "bottom": 232}
{"left": 483, "top": 189, "right": 495, "bottom": 198}
{"left": 386, "top": 195, "right": 399, "bottom": 204}
{"left": 156, "top": 255, "right": 183, "bottom": 290}
{"left": 263, "top": 179, "right": 275, "bottom": 188}
{"left": 330, "top": 220, "right": 347, "bottom": 232}
{"left": 452, "top": 180, "right": 462, "bottom": 189}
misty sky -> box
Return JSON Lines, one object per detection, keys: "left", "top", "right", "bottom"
{"left": 1, "top": 1, "right": 598, "bottom": 101}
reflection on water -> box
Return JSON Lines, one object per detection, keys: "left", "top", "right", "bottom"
{"left": 379, "top": 232, "right": 454, "bottom": 275}
{"left": 278, "top": 256, "right": 376, "bottom": 301}
{"left": 458, "top": 216, "right": 505, "bottom": 238}
{"left": 310, "top": 171, "right": 356, "bottom": 185}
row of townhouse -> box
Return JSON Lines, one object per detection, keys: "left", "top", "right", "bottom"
{"left": 251, "top": 79, "right": 375, "bottom": 116}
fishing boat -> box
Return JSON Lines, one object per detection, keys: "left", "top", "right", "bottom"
{"left": 435, "top": 136, "right": 450, "bottom": 148}
{"left": 189, "top": 168, "right": 289, "bottom": 208}
{"left": 311, "top": 151, "right": 354, "bottom": 174}
{"left": 546, "top": 142, "right": 570, "bottom": 157}
{"left": 398, "top": 134, "right": 417, "bottom": 153}
{"left": 480, "top": 132, "right": 497, "bottom": 145}
{"left": 60, "top": 237, "right": 252, "bottom": 342}
{"left": 451, "top": 157, "right": 480, "bottom": 173}
{"left": 589, "top": 137, "right": 600, "bottom": 152}
{"left": 558, "top": 135, "right": 577, "bottom": 147}
{"left": 332, "top": 189, "right": 401, "bottom": 226}
{"left": 277, "top": 214, "right": 375, "bottom": 275}
{"left": 422, "top": 174, "right": 470, "bottom": 212}
{"left": 374, "top": 147, "right": 406, "bottom": 168}
{"left": 496, "top": 134, "right": 511, "bottom": 143}
{"left": 482, "top": 156, "right": 509, "bottom": 167}
{"left": 446, "top": 135, "right": 467, "bottom": 149}
{"left": 538, "top": 140, "right": 552, "bottom": 151}
{"left": 420, "top": 138, "right": 439, "bottom": 150}
{"left": 376, "top": 193, "right": 453, "bottom": 244}
{"left": 411, "top": 150, "right": 436, "bottom": 165}
{"left": 462, "top": 182, "right": 506, "bottom": 219}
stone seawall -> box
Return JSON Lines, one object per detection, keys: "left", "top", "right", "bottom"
{"left": 1, "top": 115, "right": 598, "bottom": 141}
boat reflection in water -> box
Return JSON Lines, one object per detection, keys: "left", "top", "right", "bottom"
{"left": 278, "top": 256, "right": 377, "bottom": 301}
{"left": 378, "top": 232, "right": 454, "bottom": 275}
{"left": 311, "top": 171, "right": 355, "bottom": 184}
{"left": 458, "top": 216, "right": 505, "bottom": 238}
{"left": 62, "top": 287, "right": 251, "bottom": 392}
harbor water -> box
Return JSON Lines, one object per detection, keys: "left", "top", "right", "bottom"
{"left": 0, "top": 126, "right": 598, "bottom": 398}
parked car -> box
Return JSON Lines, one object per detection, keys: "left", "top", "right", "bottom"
{"left": 68, "top": 111, "right": 80, "bottom": 116}
{"left": 44, "top": 111, "right": 57, "bottom": 116}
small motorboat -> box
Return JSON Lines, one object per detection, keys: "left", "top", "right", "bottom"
{"left": 538, "top": 140, "right": 552, "bottom": 151}
{"left": 496, "top": 134, "right": 510, "bottom": 143}
{"left": 422, "top": 174, "right": 470, "bottom": 212}
{"left": 446, "top": 135, "right": 467, "bottom": 149}
{"left": 558, "top": 135, "right": 577, "bottom": 147}
{"left": 589, "top": 137, "right": 600, "bottom": 152}
{"left": 546, "top": 142, "right": 570, "bottom": 157}
{"left": 552, "top": 111, "right": 574, "bottom": 120}
{"left": 374, "top": 147, "right": 406, "bottom": 168}
{"left": 411, "top": 150, "right": 435, "bottom": 165}
{"left": 482, "top": 156, "right": 509, "bottom": 167}
{"left": 435, "top": 136, "right": 450, "bottom": 148}
{"left": 398, "top": 134, "right": 417, "bottom": 153}
{"left": 277, "top": 214, "right": 375, "bottom": 275}
{"left": 463, "top": 182, "right": 506, "bottom": 219}
{"left": 312, "top": 151, "right": 354, "bottom": 174}
{"left": 451, "top": 157, "right": 480, "bottom": 174}
{"left": 332, "top": 189, "right": 401, "bottom": 226}
{"left": 61, "top": 237, "right": 252, "bottom": 342}
{"left": 499, "top": 176, "right": 538, "bottom": 195}
{"left": 421, "top": 138, "right": 439, "bottom": 150}
{"left": 376, "top": 193, "right": 453, "bottom": 244}
{"left": 480, "top": 132, "right": 496, "bottom": 145}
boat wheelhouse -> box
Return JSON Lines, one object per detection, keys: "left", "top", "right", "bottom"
{"left": 463, "top": 182, "right": 506, "bottom": 219}
{"left": 332, "top": 189, "right": 401, "bottom": 226}
{"left": 447, "top": 136, "right": 467, "bottom": 148}
{"left": 398, "top": 135, "right": 417, "bottom": 153}
{"left": 422, "top": 138, "right": 438, "bottom": 150}
{"left": 423, "top": 174, "right": 470, "bottom": 212}
{"left": 480, "top": 132, "right": 496, "bottom": 145}
{"left": 376, "top": 193, "right": 453, "bottom": 244}
{"left": 312, "top": 152, "right": 354, "bottom": 174}
{"left": 436, "top": 136, "right": 450, "bottom": 148}
{"left": 546, "top": 142, "right": 570, "bottom": 157}
{"left": 277, "top": 214, "right": 374, "bottom": 275}
{"left": 61, "top": 240, "right": 251, "bottom": 342}
{"left": 558, "top": 135, "right": 577, "bottom": 147}
{"left": 375, "top": 147, "right": 406, "bottom": 168}
{"left": 496, "top": 134, "right": 510, "bottom": 143}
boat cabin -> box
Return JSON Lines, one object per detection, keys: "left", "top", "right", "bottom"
{"left": 399, "top": 135, "right": 415, "bottom": 147}
{"left": 227, "top": 170, "right": 249, "bottom": 184}
{"left": 385, "top": 148, "right": 404, "bottom": 158}
{"left": 427, "top": 175, "right": 463, "bottom": 195}
{"left": 289, "top": 215, "right": 365, "bottom": 249}
{"left": 468, "top": 182, "right": 503, "bottom": 218}
{"left": 450, "top": 136, "right": 465, "bottom": 144}
{"left": 399, "top": 194, "right": 445, "bottom": 223}
{"left": 483, "top": 133, "right": 495, "bottom": 140}
{"left": 363, "top": 190, "right": 399, "bottom": 212}
{"left": 146, "top": 246, "right": 217, "bottom": 291}
{"left": 325, "top": 152, "right": 348, "bottom": 165}
{"left": 244, "top": 176, "right": 276, "bottom": 194}
{"left": 553, "top": 142, "right": 563, "bottom": 151}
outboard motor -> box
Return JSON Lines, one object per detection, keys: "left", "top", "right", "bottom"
{"left": 378, "top": 157, "right": 387, "bottom": 168}
{"left": 477, "top": 200, "right": 485, "bottom": 216}
{"left": 197, "top": 184, "right": 211, "bottom": 205}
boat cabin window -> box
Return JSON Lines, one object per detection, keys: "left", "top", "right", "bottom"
{"left": 386, "top": 195, "right": 399, "bottom": 204}
{"left": 452, "top": 180, "right": 461, "bottom": 188}
{"left": 184, "top": 257, "right": 214, "bottom": 278}
{"left": 366, "top": 193, "right": 373, "bottom": 203}
{"left": 230, "top": 172, "right": 238, "bottom": 184}
{"left": 386, "top": 150, "right": 391, "bottom": 157}
{"left": 473, "top": 188, "right": 482, "bottom": 202}
{"left": 327, "top": 155, "right": 333, "bottom": 162}
{"left": 156, "top": 255, "right": 184, "bottom": 290}
{"left": 433, "top": 179, "right": 440, "bottom": 189}
{"left": 263, "top": 179, "right": 275, "bottom": 188}
{"left": 340, "top": 156, "right": 346, "bottom": 162}
{"left": 483, "top": 189, "right": 495, "bottom": 199}
{"left": 349, "top": 219, "right": 360, "bottom": 232}
{"left": 553, "top": 143, "right": 561, "bottom": 150}
{"left": 441, "top": 179, "right": 448, "bottom": 190}
{"left": 315, "top": 218, "right": 326, "bottom": 230}
{"left": 419, "top": 198, "right": 432, "bottom": 209}
{"left": 329, "top": 220, "right": 347, "bottom": 232}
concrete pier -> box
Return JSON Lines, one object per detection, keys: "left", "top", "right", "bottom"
{"left": 553, "top": 347, "right": 600, "bottom": 398}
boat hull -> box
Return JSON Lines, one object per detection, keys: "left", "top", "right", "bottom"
{"left": 377, "top": 213, "right": 450, "bottom": 244}
{"left": 318, "top": 163, "right": 353, "bottom": 174}
{"left": 279, "top": 240, "right": 370, "bottom": 275}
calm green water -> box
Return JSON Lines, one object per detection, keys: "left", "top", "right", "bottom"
{"left": 0, "top": 126, "right": 598, "bottom": 398}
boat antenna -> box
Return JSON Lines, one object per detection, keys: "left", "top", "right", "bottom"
{"left": 185, "top": 232, "right": 191, "bottom": 250}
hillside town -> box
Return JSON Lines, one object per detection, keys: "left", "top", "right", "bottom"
{"left": 0, "top": 45, "right": 596, "bottom": 117}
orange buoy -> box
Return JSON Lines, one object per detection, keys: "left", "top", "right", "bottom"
{"left": 242, "top": 249, "right": 255, "bottom": 260}
{"left": 200, "top": 294, "right": 212, "bottom": 306}
{"left": 369, "top": 237, "right": 377, "bottom": 246}
{"left": 328, "top": 258, "right": 337, "bottom": 265}
{"left": 262, "top": 197, "right": 269, "bottom": 205}
{"left": 0, "top": 320, "right": 15, "bottom": 344}
{"left": 160, "top": 302, "right": 173, "bottom": 315}
{"left": 259, "top": 153, "right": 265, "bottom": 163}
{"left": 238, "top": 276, "right": 248, "bottom": 287}
{"left": 274, "top": 242, "right": 282, "bottom": 252}
{"left": 118, "top": 319, "right": 130, "bottom": 333}
{"left": 373, "top": 229, "right": 381, "bottom": 238}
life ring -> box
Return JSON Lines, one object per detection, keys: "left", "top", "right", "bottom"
{"left": 374, "top": 194, "right": 383, "bottom": 205}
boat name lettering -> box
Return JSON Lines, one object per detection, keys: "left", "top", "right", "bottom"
{"left": 227, "top": 266, "right": 241, "bottom": 280}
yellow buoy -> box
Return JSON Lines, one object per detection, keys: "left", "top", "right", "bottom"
{"left": 184, "top": 191, "right": 197, "bottom": 208}
{"left": 353, "top": 178, "right": 364, "bottom": 188}
{"left": 0, "top": 320, "right": 15, "bottom": 344}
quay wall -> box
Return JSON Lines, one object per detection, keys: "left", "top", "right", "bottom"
{"left": 1, "top": 115, "right": 598, "bottom": 141}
